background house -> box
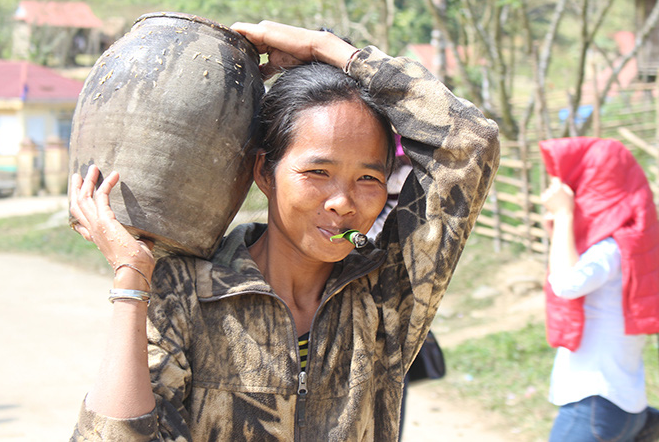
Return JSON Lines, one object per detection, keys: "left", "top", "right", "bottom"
{"left": 12, "top": 1, "right": 103, "bottom": 66}
{"left": 0, "top": 60, "right": 83, "bottom": 195}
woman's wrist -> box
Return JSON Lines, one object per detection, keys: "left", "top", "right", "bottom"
{"left": 312, "top": 31, "right": 358, "bottom": 69}
{"left": 113, "top": 266, "right": 151, "bottom": 292}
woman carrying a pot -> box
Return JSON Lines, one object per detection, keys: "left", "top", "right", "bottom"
{"left": 69, "top": 21, "right": 499, "bottom": 441}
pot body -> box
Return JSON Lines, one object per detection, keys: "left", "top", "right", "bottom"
{"left": 69, "top": 12, "right": 264, "bottom": 259}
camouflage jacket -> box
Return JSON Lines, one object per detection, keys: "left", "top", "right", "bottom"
{"left": 72, "top": 46, "right": 499, "bottom": 441}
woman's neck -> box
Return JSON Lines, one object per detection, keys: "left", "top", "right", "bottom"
{"left": 248, "top": 230, "right": 333, "bottom": 334}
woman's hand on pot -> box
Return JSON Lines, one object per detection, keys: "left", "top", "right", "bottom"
{"left": 231, "top": 21, "right": 356, "bottom": 78}
{"left": 70, "top": 165, "right": 155, "bottom": 285}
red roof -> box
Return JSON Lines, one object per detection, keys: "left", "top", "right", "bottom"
{"left": 0, "top": 60, "right": 83, "bottom": 102}
{"left": 14, "top": 1, "right": 103, "bottom": 29}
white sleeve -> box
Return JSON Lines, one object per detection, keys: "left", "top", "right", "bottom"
{"left": 548, "top": 238, "right": 621, "bottom": 300}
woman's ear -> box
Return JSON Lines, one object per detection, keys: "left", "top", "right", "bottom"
{"left": 253, "top": 150, "right": 272, "bottom": 198}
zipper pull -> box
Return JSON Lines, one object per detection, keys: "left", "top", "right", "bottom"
{"left": 297, "top": 371, "right": 308, "bottom": 427}
{"left": 298, "top": 371, "right": 308, "bottom": 395}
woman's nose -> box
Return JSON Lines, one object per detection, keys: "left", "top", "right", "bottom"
{"left": 324, "top": 184, "right": 357, "bottom": 216}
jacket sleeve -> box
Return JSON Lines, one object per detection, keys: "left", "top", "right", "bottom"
{"left": 70, "top": 256, "right": 198, "bottom": 441}
{"left": 347, "top": 46, "right": 500, "bottom": 374}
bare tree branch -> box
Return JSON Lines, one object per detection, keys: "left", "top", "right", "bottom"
{"left": 423, "top": 0, "right": 483, "bottom": 106}
{"left": 597, "top": 0, "right": 659, "bottom": 103}
{"left": 561, "top": 0, "right": 615, "bottom": 136}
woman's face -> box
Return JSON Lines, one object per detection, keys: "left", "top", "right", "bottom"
{"left": 256, "top": 100, "right": 389, "bottom": 263}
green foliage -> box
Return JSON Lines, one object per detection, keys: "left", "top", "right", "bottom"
{"left": 239, "top": 182, "right": 269, "bottom": 212}
{"left": 646, "top": 336, "right": 659, "bottom": 406}
{"left": 0, "top": 0, "right": 19, "bottom": 58}
{"left": 389, "top": 0, "right": 433, "bottom": 55}
{"left": 76, "top": 0, "right": 435, "bottom": 56}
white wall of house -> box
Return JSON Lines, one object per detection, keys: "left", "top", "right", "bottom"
{"left": 0, "top": 113, "right": 24, "bottom": 157}
{"left": 0, "top": 104, "right": 75, "bottom": 169}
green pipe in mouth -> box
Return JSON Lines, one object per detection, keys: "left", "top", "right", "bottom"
{"left": 330, "top": 229, "right": 368, "bottom": 248}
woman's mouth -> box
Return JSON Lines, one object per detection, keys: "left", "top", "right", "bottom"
{"left": 318, "top": 226, "right": 340, "bottom": 240}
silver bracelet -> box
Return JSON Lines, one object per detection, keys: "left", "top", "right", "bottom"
{"left": 108, "top": 288, "right": 151, "bottom": 305}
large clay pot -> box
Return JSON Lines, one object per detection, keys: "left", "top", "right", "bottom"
{"left": 69, "top": 12, "right": 264, "bottom": 259}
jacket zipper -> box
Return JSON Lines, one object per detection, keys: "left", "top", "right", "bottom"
{"left": 296, "top": 370, "right": 308, "bottom": 428}
{"left": 293, "top": 255, "right": 386, "bottom": 439}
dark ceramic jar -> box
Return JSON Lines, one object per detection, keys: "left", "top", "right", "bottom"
{"left": 69, "top": 12, "right": 264, "bottom": 259}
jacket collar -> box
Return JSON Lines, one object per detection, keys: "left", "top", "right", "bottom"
{"left": 199, "top": 223, "right": 386, "bottom": 300}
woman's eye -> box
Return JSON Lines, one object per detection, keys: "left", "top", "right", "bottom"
{"left": 308, "top": 169, "right": 327, "bottom": 176}
{"left": 360, "top": 175, "right": 381, "bottom": 182}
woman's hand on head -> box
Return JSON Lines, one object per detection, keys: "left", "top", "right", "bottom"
{"left": 231, "top": 21, "right": 357, "bottom": 79}
{"left": 70, "top": 165, "right": 155, "bottom": 285}
{"left": 541, "top": 177, "right": 574, "bottom": 216}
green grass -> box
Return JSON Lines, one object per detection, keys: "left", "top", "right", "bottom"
{"left": 0, "top": 212, "right": 111, "bottom": 275}
{"left": 440, "top": 323, "right": 555, "bottom": 440}
{"left": 438, "top": 324, "right": 659, "bottom": 441}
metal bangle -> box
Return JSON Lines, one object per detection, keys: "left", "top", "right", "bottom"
{"left": 114, "top": 263, "right": 151, "bottom": 291}
{"left": 343, "top": 49, "right": 361, "bottom": 75}
{"left": 108, "top": 288, "right": 151, "bottom": 305}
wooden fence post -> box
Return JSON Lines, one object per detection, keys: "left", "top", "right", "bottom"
{"left": 517, "top": 133, "right": 533, "bottom": 253}
{"left": 491, "top": 187, "right": 501, "bottom": 253}
{"left": 592, "top": 60, "right": 601, "bottom": 138}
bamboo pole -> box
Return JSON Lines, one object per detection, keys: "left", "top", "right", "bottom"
{"left": 617, "top": 127, "right": 658, "bottom": 158}
{"left": 656, "top": 69, "right": 659, "bottom": 208}
{"left": 498, "top": 158, "right": 525, "bottom": 168}
{"left": 591, "top": 59, "right": 601, "bottom": 138}
{"left": 491, "top": 187, "right": 501, "bottom": 253}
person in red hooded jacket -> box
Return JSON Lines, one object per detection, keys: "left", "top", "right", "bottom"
{"left": 540, "top": 137, "right": 659, "bottom": 442}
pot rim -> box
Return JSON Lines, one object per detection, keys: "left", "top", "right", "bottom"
{"left": 133, "top": 11, "right": 261, "bottom": 62}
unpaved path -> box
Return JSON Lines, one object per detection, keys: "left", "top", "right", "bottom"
{"left": 0, "top": 253, "right": 111, "bottom": 441}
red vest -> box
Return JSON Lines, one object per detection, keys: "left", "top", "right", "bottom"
{"left": 540, "top": 137, "right": 659, "bottom": 351}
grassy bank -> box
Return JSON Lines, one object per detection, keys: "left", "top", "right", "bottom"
{"left": 438, "top": 324, "right": 659, "bottom": 441}
{"left": 0, "top": 211, "right": 110, "bottom": 274}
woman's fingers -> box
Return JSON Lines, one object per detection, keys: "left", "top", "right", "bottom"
{"left": 69, "top": 166, "right": 120, "bottom": 240}
{"left": 136, "top": 237, "right": 155, "bottom": 253}
{"left": 541, "top": 179, "right": 574, "bottom": 214}
{"left": 69, "top": 172, "right": 93, "bottom": 237}
{"left": 231, "top": 22, "right": 271, "bottom": 53}
{"left": 79, "top": 165, "right": 100, "bottom": 198}
{"left": 232, "top": 20, "right": 356, "bottom": 74}
{"left": 94, "top": 171, "right": 120, "bottom": 219}
{"left": 231, "top": 21, "right": 318, "bottom": 61}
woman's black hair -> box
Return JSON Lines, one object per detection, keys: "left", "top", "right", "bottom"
{"left": 256, "top": 62, "right": 396, "bottom": 177}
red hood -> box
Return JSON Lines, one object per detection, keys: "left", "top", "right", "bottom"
{"left": 539, "top": 137, "right": 659, "bottom": 350}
